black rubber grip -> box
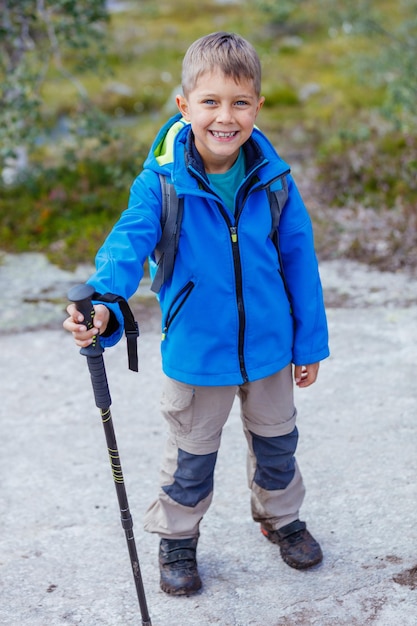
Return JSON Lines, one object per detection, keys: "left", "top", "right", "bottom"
{"left": 67, "top": 283, "right": 104, "bottom": 358}
{"left": 86, "top": 353, "right": 112, "bottom": 409}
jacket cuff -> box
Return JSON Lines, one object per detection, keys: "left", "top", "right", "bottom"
{"left": 93, "top": 300, "right": 125, "bottom": 348}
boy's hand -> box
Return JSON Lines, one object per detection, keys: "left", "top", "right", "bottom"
{"left": 63, "top": 303, "right": 110, "bottom": 348}
{"left": 294, "top": 363, "right": 320, "bottom": 388}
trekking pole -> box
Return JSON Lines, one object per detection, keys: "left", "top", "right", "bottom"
{"left": 67, "top": 283, "right": 152, "bottom": 626}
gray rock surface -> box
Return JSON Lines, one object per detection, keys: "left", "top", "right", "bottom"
{"left": 1, "top": 252, "right": 416, "bottom": 625}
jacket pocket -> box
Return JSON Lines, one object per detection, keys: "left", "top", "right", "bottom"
{"left": 162, "top": 280, "right": 195, "bottom": 339}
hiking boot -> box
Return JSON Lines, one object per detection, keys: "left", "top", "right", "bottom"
{"left": 261, "top": 520, "right": 323, "bottom": 570}
{"left": 159, "top": 536, "right": 202, "bottom": 595}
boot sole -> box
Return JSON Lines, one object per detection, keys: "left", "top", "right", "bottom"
{"left": 160, "top": 579, "right": 202, "bottom": 595}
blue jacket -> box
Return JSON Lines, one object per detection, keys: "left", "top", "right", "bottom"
{"left": 90, "top": 113, "right": 329, "bottom": 385}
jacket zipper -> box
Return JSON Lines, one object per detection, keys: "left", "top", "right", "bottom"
{"left": 229, "top": 223, "right": 248, "bottom": 382}
{"left": 162, "top": 280, "right": 194, "bottom": 340}
{"left": 188, "top": 164, "right": 282, "bottom": 383}
{"left": 213, "top": 199, "right": 248, "bottom": 382}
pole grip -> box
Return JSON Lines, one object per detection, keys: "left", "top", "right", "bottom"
{"left": 67, "top": 283, "right": 104, "bottom": 358}
{"left": 86, "top": 355, "right": 112, "bottom": 409}
{"left": 68, "top": 284, "right": 111, "bottom": 408}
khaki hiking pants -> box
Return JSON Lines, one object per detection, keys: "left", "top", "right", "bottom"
{"left": 143, "top": 365, "right": 305, "bottom": 539}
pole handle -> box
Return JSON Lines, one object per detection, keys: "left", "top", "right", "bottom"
{"left": 68, "top": 284, "right": 111, "bottom": 408}
{"left": 67, "top": 283, "right": 104, "bottom": 358}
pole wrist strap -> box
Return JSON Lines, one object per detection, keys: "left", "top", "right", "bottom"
{"left": 93, "top": 291, "right": 139, "bottom": 372}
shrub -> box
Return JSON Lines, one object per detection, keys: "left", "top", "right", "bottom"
{"left": 0, "top": 149, "right": 145, "bottom": 268}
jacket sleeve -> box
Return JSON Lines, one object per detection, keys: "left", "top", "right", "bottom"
{"left": 87, "top": 169, "right": 163, "bottom": 347}
{"left": 278, "top": 175, "right": 330, "bottom": 365}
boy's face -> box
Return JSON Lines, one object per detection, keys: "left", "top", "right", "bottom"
{"left": 176, "top": 69, "right": 265, "bottom": 174}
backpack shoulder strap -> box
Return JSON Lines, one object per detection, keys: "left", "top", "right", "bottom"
{"left": 150, "top": 174, "right": 184, "bottom": 294}
{"left": 150, "top": 173, "right": 288, "bottom": 295}
{"left": 267, "top": 173, "right": 289, "bottom": 238}
{"left": 266, "top": 174, "right": 290, "bottom": 299}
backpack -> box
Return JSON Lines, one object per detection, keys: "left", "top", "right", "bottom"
{"left": 149, "top": 172, "right": 289, "bottom": 295}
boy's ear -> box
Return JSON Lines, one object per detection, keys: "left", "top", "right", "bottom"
{"left": 256, "top": 96, "right": 265, "bottom": 116}
{"left": 176, "top": 94, "right": 190, "bottom": 120}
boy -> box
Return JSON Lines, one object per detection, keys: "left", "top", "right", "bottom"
{"left": 64, "top": 32, "right": 329, "bottom": 596}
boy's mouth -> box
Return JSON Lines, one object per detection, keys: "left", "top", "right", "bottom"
{"left": 210, "top": 130, "right": 238, "bottom": 138}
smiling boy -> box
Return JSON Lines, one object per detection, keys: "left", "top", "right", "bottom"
{"left": 176, "top": 67, "right": 264, "bottom": 174}
{"left": 64, "top": 32, "right": 329, "bottom": 596}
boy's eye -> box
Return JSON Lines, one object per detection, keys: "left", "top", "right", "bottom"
{"left": 235, "top": 100, "right": 249, "bottom": 106}
{"left": 204, "top": 99, "right": 216, "bottom": 105}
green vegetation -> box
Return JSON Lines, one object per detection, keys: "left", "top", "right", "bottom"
{"left": 1, "top": 0, "right": 416, "bottom": 273}
{"left": 0, "top": 150, "right": 140, "bottom": 267}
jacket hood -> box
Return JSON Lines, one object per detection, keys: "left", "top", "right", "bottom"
{"left": 143, "top": 113, "right": 189, "bottom": 175}
{"left": 143, "top": 112, "right": 291, "bottom": 185}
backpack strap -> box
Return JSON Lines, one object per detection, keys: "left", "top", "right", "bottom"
{"left": 267, "top": 174, "right": 289, "bottom": 238}
{"left": 92, "top": 291, "right": 139, "bottom": 372}
{"left": 150, "top": 172, "right": 289, "bottom": 296}
{"left": 266, "top": 174, "right": 290, "bottom": 298}
{"left": 150, "top": 174, "right": 184, "bottom": 294}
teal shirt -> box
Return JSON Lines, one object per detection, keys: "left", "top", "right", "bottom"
{"left": 207, "top": 149, "right": 245, "bottom": 214}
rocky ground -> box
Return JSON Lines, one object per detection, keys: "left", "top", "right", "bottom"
{"left": 1, "top": 251, "right": 417, "bottom": 333}
{"left": 1, "top": 251, "right": 416, "bottom": 626}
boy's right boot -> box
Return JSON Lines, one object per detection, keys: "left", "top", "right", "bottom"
{"left": 159, "top": 536, "right": 202, "bottom": 595}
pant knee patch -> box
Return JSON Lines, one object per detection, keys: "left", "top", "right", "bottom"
{"left": 163, "top": 448, "right": 217, "bottom": 507}
{"left": 251, "top": 427, "right": 298, "bottom": 490}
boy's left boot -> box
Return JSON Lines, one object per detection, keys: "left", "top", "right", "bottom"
{"left": 261, "top": 519, "right": 323, "bottom": 570}
{"left": 159, "top": 536, "right": 202, "bottom": 595}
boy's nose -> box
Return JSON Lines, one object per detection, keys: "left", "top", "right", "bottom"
{"left": 216, "top": 106, "right": 234, "bottom": 123}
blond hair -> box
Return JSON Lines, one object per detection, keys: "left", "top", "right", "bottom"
{"left": 181, "top": 32, "right": 262, "bottom": 96}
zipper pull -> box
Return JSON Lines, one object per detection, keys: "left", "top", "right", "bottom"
{"left": 161, "top": 326, "right": 167, "bottom": 341}
{"left": 230, "top": 226, "right": 238, "bottom": 243}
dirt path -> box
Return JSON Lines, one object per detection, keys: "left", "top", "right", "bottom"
{"left": 1, "top": 252, "right": 416, "bottom": 625}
